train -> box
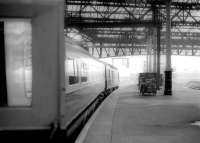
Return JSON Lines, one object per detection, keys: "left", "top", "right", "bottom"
{"left": 0, "top": 1, "right": 119, "bottom": 142}
{"left": 63, "top": 38, "right": 119, "bottom": 142}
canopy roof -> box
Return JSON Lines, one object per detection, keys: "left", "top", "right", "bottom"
{"left": 65, "top": 0, "right": 200, "bottom": 57}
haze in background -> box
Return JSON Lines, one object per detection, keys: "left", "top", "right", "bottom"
{"left": 101, "top": 56, "right": 200, "bottom": 86}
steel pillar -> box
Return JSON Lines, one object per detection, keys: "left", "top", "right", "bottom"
{"left": 146, "top": 33, "right": 149, "bottom": 72}
{"left": 157, "top": 25, "right": 161, "bottom": 90}
{"left": 153, "top": 28, "right": 157, "bottom": 73}
{"left": 152, "top": 5, "right": 157, "bottom": 73}
{"left": 100, "top": 43, "right": 103, "bottom": 58}
{"left": 146, "top": 52, "right": 149, "bottom": 72}
{"left": 164, "top": 0, "right": 172, "bottom": 95}
{"left": 92, "top": 47, "right": 94, "bottom": 56}
{"left": 147, "top": 29, "right": 153, "bottom": 72}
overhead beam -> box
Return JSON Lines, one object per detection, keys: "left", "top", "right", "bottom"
{"left": 65, "top": 18, "right": 159, "bottom": 28}
{"left": 66, "top": 0, "right": 200, "bottom": 10}
{"left": 90, "top": 47, "right": 200, "bottom": 57}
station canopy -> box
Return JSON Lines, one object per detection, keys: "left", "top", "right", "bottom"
{"left": 65, "top": 0, "right": 200, "bottom": 57}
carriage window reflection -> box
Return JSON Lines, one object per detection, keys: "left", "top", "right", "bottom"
{"left": 67, "top": 58, "right": 79, "bottom": 84}
{"left": 1, "top": 19, "right": 32, "bottom": 106}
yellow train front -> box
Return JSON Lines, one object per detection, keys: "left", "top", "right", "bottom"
{"left": 0, "top": 0, "right": 119, "bottom": 142}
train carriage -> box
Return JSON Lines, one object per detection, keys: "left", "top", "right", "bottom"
{"left": 0, "top": 0, "right": 119, "bottom": 142}
{"left": 105, "top": 64, "right": 119, "bottom": 92}
{"left": 0, "top": 1, "right": 65, "bottom": 139}
{"left": 63, "top": 38, "right": 107, "bottom": 141}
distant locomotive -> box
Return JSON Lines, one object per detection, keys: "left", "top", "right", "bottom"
{"left": 0, "top": 1, "right": 119, "bottom": 141}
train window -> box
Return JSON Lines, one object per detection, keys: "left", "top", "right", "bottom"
{"left": 80, "top": 63, "right": 88, "bottom": 82}
{"left": 67, "top": 58, "right": 79, "bottom": 84}
{"left": 0, "top": 19, "right": 32, "bottom": 106}
{"left": 112, "top": 71, "right": 114, "bottom": 82}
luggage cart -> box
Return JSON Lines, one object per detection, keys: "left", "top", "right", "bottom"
{"left": 138, "top": 73, "right": 157, "bottom": 96}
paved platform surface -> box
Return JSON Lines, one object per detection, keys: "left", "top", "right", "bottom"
{"left": 77, "top": 81, "right": 200, "bottom": 143}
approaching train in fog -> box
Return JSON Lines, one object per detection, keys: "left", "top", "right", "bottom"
{"left": 0, "top": 1, "right": 119, "bottom": 142}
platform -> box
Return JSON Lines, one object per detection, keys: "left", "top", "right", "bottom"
{"left": 76, "top": 81, "right": 200, "bottom": 143}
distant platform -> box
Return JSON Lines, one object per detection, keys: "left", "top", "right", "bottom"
{"left": 186, "top": 81, "right": 200, "bottom": 90}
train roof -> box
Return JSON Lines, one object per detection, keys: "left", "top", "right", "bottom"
{"left": 107, "top": 64, "right": 118, "bottom": 70}
{"left": 65, "top": 37, "right": 118, "bottom": 70}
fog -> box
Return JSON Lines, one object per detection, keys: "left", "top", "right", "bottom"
{"left": 101, "top": 56, "right": 200, "bottom": 86}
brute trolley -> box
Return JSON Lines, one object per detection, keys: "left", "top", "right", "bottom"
{"left": 138, "top": 73, "right": 157, "bottom": 96}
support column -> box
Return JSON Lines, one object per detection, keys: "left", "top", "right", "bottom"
{"left": 146, "top": 54, "right": 148, "bottom": 72}
{"left": 147, "top": 29, "right": 153, "bottom": 72}
{"left": 100, "top": 43, "right": 103, "bottom": 58}
{"left": 153, "top": 28, "right": 157, "bottom": 73}
{"left": 92, "top": 47, "right": 94, "bottom": 56}
{"left": 152, "top": 4, "right": 161, "bottom": 90}
{"left": 164, "top": 0, "right": 172, "bottom": 95}
{"left": 157, "top": 25, "right": 161, "bottom": 90}
{"left": 146, "top": 32, "right": 149, "bottom": 72}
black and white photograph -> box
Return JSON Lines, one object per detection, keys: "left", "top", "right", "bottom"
{"left": 1, "top": 0, "right": 200, "bottom": 142}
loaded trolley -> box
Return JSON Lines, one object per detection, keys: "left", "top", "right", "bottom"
{"left": 138, "top": 73, "right": 157, "bottom": 96}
